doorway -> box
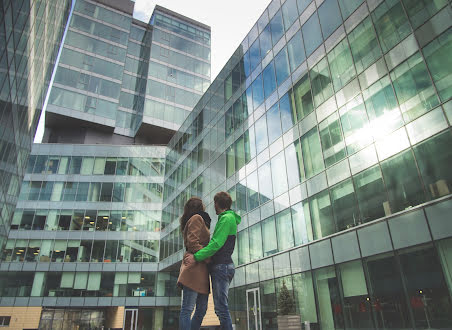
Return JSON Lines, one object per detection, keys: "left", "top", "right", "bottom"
{"left": 123, "top": 308, "right": 138, "bottom": 330}
{"left": 246, "top": 288, "right": 262, "bottom": 330}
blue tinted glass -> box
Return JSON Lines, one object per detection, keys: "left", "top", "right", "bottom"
{"left": 302, "top": 13, "right": 323, "bottom": 57}
{"left": 263, "top": 62, "right": 277, "bottom": 99}
{"left": 287, "top": 30, "right": 306, "bottom": 72}
{"left": 260, "top": 24, "right": 273, "bottom": 59}
{"left": 243, "top": 51, "right": 251, "bottom": 77}
{"left": 267, "top": 103, "right": 282, "bottom": 144}
{"left": 318, "top": 0, "right": 342, "bottom": 39}
{"left": 255, "top": 115, "right": 269, "bottom": 154}
{"left": 282, "top": 0, "right": 299, "bottom": 31}
{"left": 338, "top": 0, "right": 364, "bottom": 19}
{"left": 275, "top": 48, "right": 290, "bottom": 86}
{"left": 270, "top": 10, "right": 285, "bottom": 46}
{"left": 252, "top": 75, "right": 265, "bottom": 109}
{"left": 297, "top": 0, "right": 312, "bottom": 14}
{"left": 279, "top": 93, "right": 294, "bottom": 132}
{"left": 250, "top": 39, "right": 261, "bottom": 73}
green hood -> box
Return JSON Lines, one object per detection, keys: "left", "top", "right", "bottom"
{"left": 221, "top": 209, "right": 241, "bottom": 225}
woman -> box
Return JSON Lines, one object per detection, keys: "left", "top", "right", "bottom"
{"left": 177, "top": 197, "right": 212, "bottom": 330}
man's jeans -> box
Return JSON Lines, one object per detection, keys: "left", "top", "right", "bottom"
{"left": 179, "top": 286, "right": 208, "bottom": 330}
{"left": 210, "top": 263, "right": 235, "bottom": 330}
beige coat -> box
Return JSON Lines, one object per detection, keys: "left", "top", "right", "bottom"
{"left": 177, "top": 214, "right": 210, "bottom": 295}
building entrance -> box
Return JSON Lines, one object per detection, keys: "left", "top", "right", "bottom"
{"left": 123, "top": 308, "right": 138, "bottom": 330}
{"left": 246, "top": 288, "right": 262, "bottom": 330}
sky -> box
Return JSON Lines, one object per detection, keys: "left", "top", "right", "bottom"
{"left": 35, "top": 0, "right": 271, "bottom": 143}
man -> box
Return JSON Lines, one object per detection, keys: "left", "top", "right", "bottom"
{"left": 184, "top": 191, "right": 241, "bottom": 330}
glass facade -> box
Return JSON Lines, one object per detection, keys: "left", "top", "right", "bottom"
{"left": 1, "top": 0, "right": 452, "bottom": 329}
{"left": 0, "top": 0, "right": 71, "bottom": 248}
{"left": 160, "top": 0, "right": 452, "bottom": 328}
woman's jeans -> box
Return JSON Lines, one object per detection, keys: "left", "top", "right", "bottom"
{"left": 209, "top": 263, "right": 235, "bottom": 330}
{"left": 179, "top": 286, "right": 208, "bottom": 330}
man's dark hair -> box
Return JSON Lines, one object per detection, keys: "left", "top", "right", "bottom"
{"left": 180, "top": 197, "right": 204, "bottom": 232}
{"left": 214, "top": 191, "right": 232, "bottom": 210}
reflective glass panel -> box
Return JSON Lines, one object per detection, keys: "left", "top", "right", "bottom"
{"left": 327, "top": 38, "right": 355, "bottom": 92}
{"left": 287, "top": 30, "right": 306, "bottom": 72}
{"left": 390, "top": 52, "right": 439, "bottom": 123}
{"left": 310, "top": 57, "right": 334, "bottom": 108}
{"left": 423, "top": 29, "right": 452, "bottom": 102}
{"left": 291, "top": 73, "right": 314, "bottom": 121}
{"left": 302, "top": 12, "right": 323, "bottom": 57}
{"left": 348, "top": 17, "right": 382, "bottom": 74}
{"left": 318, "top": 0, "right": 342, "bottom": 39}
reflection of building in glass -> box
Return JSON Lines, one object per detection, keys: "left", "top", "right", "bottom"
{"left": 1, "top": 0, "right": 452, "bottom": 328}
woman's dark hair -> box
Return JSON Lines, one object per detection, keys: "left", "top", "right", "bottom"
{"left": 180, "top": 197, "right": 204, "bottom": 232}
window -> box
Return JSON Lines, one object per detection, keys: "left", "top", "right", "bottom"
{"left": 255, "top": 115, "right": 268, "bottom": 154}
{"left": 287, "top": 30, "right": 306, "bottom": 72}
{"left": 251, "top": 74, "right": 264, "bottom": 109}
{"left": 318, "top": 0, "right": 342, "bottom": 39}
{"left": 0, "top": 316, "right": 11, "bottom": 326}
{"left": 402, "top": 0, "right": 447, "bottom": 29}
{"left": 380, "top": 150, "right": 425, "bottom": 213}
{"left": 423, "top": 29, "right": 452, "bottom": 102}
{"left": 302, "top": 12, "right": 323, "bottom": 57}
{"left": 319, "top": 112, "right": 346, "bottom": 167}
{"left": 390, "top": 52, "right": 439, "bottom": 123}
{"left": 238, "top": 229, "right": 250, "bottom": 265}
{"left": 310, "top": 58, "right": 333, "bottom": 108}
{"left": 263, "top": 62, "right": 277, "bottom": 99}
{"left": 371, "top": 0, "right": 410, "bottom": 53}
{"left": 275, "top": 209, "right": 294, "bottom": 251}
{"left": 258, "top": 162, "right": 273, "bottom": 202}
{"left": 282, "top": 0, "right": 299, "bottom": 31}
{"left": 271, "top": 152, "right": 288, "bottom": 197}
{"left": 337, "top": 0, "right": 364, "bottom": 19}
{"left": 274, "top": 47, "right": 290, "bottom": 86}
{"left": 249, "top": 223, "right": 263, "bottom": 261}
{"left": 262, "top": 217, "right": 278, "bottom": 256}
{"left": 260, "top": 24, "right": 272, "bottom": 58}
{"left": 413, "top": 130, "right": 452, "bottom": 200}
{"left": 362, "top": 76, "right": 403, "bottom": 139}
{"left": 327, "top": 38, "right": 355, "bottom": 92}
{"left": 348, "top": 17, "right": 381, "bottom": 73}
{"left": 285, "top": 142, "right": 305, "bottom": 188}
{"left": 301, "top": 127, "right": 324, "bottom": 179}
{"left": 353, "top": 165, "right": 387, "bottom": 222}
{"left": 291, "top": 73, "right": 314, "bottom": 122}
{"left": 309, "top": 190, "right": 334, "bottom": 239}
{"left": 270, "top": 10, "right": 284, "bottom": 45}
{"left": 339, "top": 95, "right": 371, "bottom": 154}
{"left": 249, "top": 38, "right": 261, "bottom": 73}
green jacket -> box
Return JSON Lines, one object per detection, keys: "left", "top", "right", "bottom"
{"left": 194, "top": 210, "right": 241, "bottom": 263}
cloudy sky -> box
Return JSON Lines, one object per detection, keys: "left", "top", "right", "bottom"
{"left": 133, "top": 0, "right": 272, "bottom": 80}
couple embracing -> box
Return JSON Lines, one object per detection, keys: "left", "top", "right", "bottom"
{"left": 177, "top": 191, "right": 241, "bottom": 330}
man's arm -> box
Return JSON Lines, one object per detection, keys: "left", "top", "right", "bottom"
{"left": 194, "top": 216, "right": 232, "bottom": 262}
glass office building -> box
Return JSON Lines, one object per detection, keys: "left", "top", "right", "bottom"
{"left": 0, "top": 0, "right": 71, "bottom": 246}
{"left": 1, "top": 0, "right": 452, "bottom": 328}
{"left": 44, "top": 0, "right": 210, "bottom": 144}
{"left": 161, "top": 0, "right": 452, "bottom": 329}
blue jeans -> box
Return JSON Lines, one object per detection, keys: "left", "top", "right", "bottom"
{"left": 210, "top": 263, "right": 235, "bottom": 330}
{"left": 179, "top": 286, "right": 208, "bottom": 330}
